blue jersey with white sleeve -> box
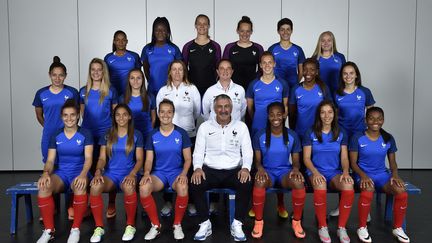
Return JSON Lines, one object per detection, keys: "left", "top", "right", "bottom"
{"left": 119, "top": 94, "right": 155, "bottom": 138}
{"left": 145, "top": 126, "right": 191, "bottom": 172}
{"left": 104, "top": 50, "right": 141, "bottom": 96}
{"left": 268, "top": 43, "right": 306, "bottom": 88}
{"left": 318, "top": 52, "right": 346, "bottom": 96}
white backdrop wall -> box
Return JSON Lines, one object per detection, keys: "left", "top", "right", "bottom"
{"left": 0, "top": 0, "right": 430, "bottom": 170}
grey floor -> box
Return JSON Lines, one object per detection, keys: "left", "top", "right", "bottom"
{"left": 1, "top": 170, "right": 430, "bottom": 243}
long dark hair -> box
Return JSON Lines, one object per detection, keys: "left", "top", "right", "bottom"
{"left": 106, "top": 104, "right": 135, "bottom": 157}
{"left": 337, "top": 61, "right": 363, "bottom": 96}
{"left": 124, "top": 69, "right": 149, "bottom": 111}
{"left": 366, "top": 106, "right": 391, "bottom": 143}
{"left": 313, "top": 100, "right": 340, "bottom": 142}
{"left": 150, "top": 17, "right": 172, "bottom": 47}
{"left": 112, "top": 30, "right": 127, "bottom": 52}
{"left": 302, "top": 58, "right": 327, "bottom": 97}
{"left": 265, "top": 102, "right": 288, "bottom": 148}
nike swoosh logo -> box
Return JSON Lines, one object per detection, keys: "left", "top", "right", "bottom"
{"left": 232, "top": 51, "right": 239, "bottom": 54}
{"left": 343, "top": 205, "right": 352, "bottom": 209}
{"left": 253, "top": 202, "right": 263, "bottom": 206}
{"left": 361, "top": 203, "right": 370, "bottom": 207}
{"left": 314, "top": 203, "right": 324, "bottom": 206}
{"left": 337, "top": 97, "right": 344, "bottom": 101}
{"left": 42, "top": 98, "right": 49, "bottom": 101}
{"left": 294, "top": 203, "right": 303, "bottom": 206}
{"left": 153, "top": 141, "right": 160, "bottom": 144}
{"left": 208, "top": 132, "right": 215, "bottom": 135}
{"left": 400, "top": 206, "right": 407, "bottom": 210}
{"left": 360, "top": 144, "right": 367, "bottom": 148}
{"left": 179, "top": 205, "right": 187, "bottom": 208}
{"left": 396, "top": 233, "right": 409, "bottom": 240}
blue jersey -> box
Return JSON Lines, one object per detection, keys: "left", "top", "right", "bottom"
{"left": 119, "top": 94, "right": 155, "bottom": 138}
{"left": 100, "top": 130, "right": 144, "bottom": 175}
{"left": 253, "top": 128, "right": 301, "bottom": 170}
{"left": 80, "top": 87, "right": 118, "bottom": 138}
{"left": 289, "top": 83, "right": 332, "bottom": 138}
{"left": 246, "top": 78, "right": 289, "bottom": 135}
{"left": 349, "top": 132, "right": 397, "bottom": 174}
{"left": 303, "top": 128, "right": 348, "bottom": 173}
{"left": 48, "top": 127, "right": 93, "bottom": 174}
{"left": 145, "top": 126, "right": 191, "bottom": 172}
{"left": 104, "top": 50, "right": 141, "bottom": 96}
{"left": 268, "top": 43, "right": 306, "bottom": 88}
{"left": 140, "top": 43, "right": 182, "bottom": 96}
{"left": 317, "top": 52, "right": 346, "bottom": 96}
{"left": 335, "top": 86, "right": 375, "bottom": 137}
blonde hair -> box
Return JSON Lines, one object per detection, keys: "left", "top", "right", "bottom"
{"left": 85, "top": 58, "right": 111, "bottom": 104}
{"left": 166, "top": 60, "right": 190, "bottom": 88}
{"left": 312, "top": 31, "right": 339, "bottom": 59}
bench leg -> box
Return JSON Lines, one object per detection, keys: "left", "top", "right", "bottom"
{"left": 10, "top": 193, "right": 19, "bottom": 235}
{"left": 24, "top": 194, "right": 34, "bottom": 223}
{"left": 385, "top": 194, "right": 394, "bottom": 222}
{"left": 228, "top": 194, "right": 235, "bottom": 225}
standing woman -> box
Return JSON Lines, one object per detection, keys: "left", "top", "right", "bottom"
{"left": 268, "top": 18, "right": 306, "bottom": 89}
{"left": 36, "top": 99, "right": 93, "bottom": 243}
{"left": 80, "top": 58, "right": 118, "bottom": 218}
{"left": 303, "top": 100, "right": 354, "bottom": 243}
{"left": 141, "top": 17, "right": 182, "bottom": 97}
{"left": 120, "top": 68, "right": 156, "bottom": 139}
{"left": 289, "top": 58, "right": 332, "bottom": 140}
{"left": 33, "top": 56, "right": 79, "bottom": 163}
{"left": 223, "top": 16, "right": 264, "bottom": 90}
{"left": 89, "top": 104, "right": 144, "bottom": 242}
{"left": 350, "top": 107, "right": 410, "bottom": 243}
{"left": 104, "top": 30, "right": 142, "bottom": 97}
{"left": 182, "top": 14, "right": 221, "bottom": 96}
{"left": 251, "top": 102, "right": 306, "bottom": 239}
{"left": 312, "top": 31, "right": 346, "bottom": 97}
{"left": 139, "top": 99, "right": 192, "bottom": 241}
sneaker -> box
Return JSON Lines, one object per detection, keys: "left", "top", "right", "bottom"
{"left": 122, "top": 225, "right": 136, "bottom": 241}
{"left": 318, "top": 227, "right": 331, "bottom": 243}
{"left": 392, "top": 227, "right": 410, "bottom": 243}
{"left": 144, "top": 223, "right": 161, "bottom": 240}
{"left": 160, "top": 201, "right": 173, "bottom": 217}
{"left": 277, "top": 205, "right": 289, "bottom": 219}
{"left": 231, "top": 219, "right": 247, "bottom": 241}
{"left": 68, "top": 206, "right": 74, "bottom": 220}
{"left": 67, "top": 228, "right": 80, "bottom": 243}
{"left": 194, "top": 219, "right": 212, "bottom": 241}
{"left": 329, "top": 207, "right": 339, "bottom": 217}
{"left": 90, "top": 227, "right": 105, "bottom": 243}
{"left": 357, "top": 227, "right": 372, "bottom": 243}
{"left": 248, "top": 208, "right": 255, "bottom": 218}
{"left": 292, "top": 219, "right": 306, "bottom": 239}
{"left": 173, "top": 224, "right": 185, "bottom": 240}
{"left": 367, "top": 213, "right": 371, "bottom": 223}
{"left": 251, "top": 220, "right": 264, "bottom": 238}
{"left": 337, "top": 227, "right": 350, "bottom": 243}
{"left": 36, "top": 229, "right": 54, "bottom": 243}
{"left": 187, "top": 204, "right": 197, "bottom": 216}
{"left": 106, "top": 203, "right": 116, "bottom": 218}
{"left": 209, "top": 202, "right": 218, "bottom": 215}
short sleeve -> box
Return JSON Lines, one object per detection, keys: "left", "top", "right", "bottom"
{"left": 252, "top": 129, "right": 263, "bottom": 150}
{"left": 289, "top": 85, "right": 299, "bottom": 105}
{"left": 245, "top": 80, "right": 257, "bottom": 99}
{"left": 148, "top": 93, "right": 156, "bottom": 110}
{"left": 48, "top": 132, "right": 58, "bottom": 149}
{"left": 79, "top": 87, "right": 86, "bottom": 104}
{"left": 140, "top": 44, "right": 150, "bottom": 63}
{"left": 349, "top": 132, "right": 362, "bottom": 151}
{"left": 131, "top": 51, "right": 142, "bottom": 68}
{"left": 135, "top": 130, "right": 144, "bottom": 148}
{"left": 99, "top": 132, "right": 108, "bottom": 146}
{"left": 178, "top": 126, "right": 192, "bottom": 149}
{"left": 361, "top": 86, "right": 376, "bottom": 107}
{"left": 297, "top": 46, "right": 306, "bottom": 64}
{"left": 302, "top": 129, "right": 313, "bottom": 146}
{"left": 111, "top": 88, "right": 118, "bottom": 105}
{"left": 173, "top": 44, "right": 183, "bottom": 60}
{"left": 340, "top": 128, "right": 348, "bottom": 146}
{"left": 280, "top": 79, "right": 290, "bottom": 98}
{"left": 144, "top": 130, "right": 156, "bottom": 150}
{"left": 32, "top": 89, "right": 43, "bottom": 107}
{"left": 289, "top": 129, "right": 302, "bottom": 153}
{"left": 388, "top": 134, "right": 398, "bottom": 153}
{"left": 80, "top": 128, "right": 94, "bottom": 146}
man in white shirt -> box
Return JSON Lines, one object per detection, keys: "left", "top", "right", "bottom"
{"left": 190, "top": 94, "right": 253, "bottom": 242}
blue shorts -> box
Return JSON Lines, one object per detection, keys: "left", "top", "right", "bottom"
{"left": 152, "top": 169, "right": 182, "bottom": 188}
{"left": 306, "top": 169, "right": 341, "bottom": 186}
{"left": 265, "top": 168, "right": 291, "bottom": 187}
{"left": 354, "top": 170, "right": 391, "bottom": 191}
{"left": 54, "top": 169, "right": 82, "bottom": 193}
{"left": 104, "top": 171, "right": 135, "bottom": 191}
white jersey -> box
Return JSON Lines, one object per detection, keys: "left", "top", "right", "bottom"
{"left": 193, "top": 119, "right": 253, "bottom": 171}
{"left": 201, "top": 80, "right": 246, "bottom": 121}
{"left": 156, "top": 82, "right": 201, "bottom": 137}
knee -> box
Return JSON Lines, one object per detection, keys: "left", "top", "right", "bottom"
{"left": 139, "top": 183, "right": 152, "bottom": 197}
{"left": 175, "top": 183, "right": 188, "bottom": 196}
{"left": 341, "top": 181, "right": 354, "bottom": 191}
{"left": 291, "top": 180, "right": 305, "bottom": 190}
{"left": 121, "top": 183, "right": 135, "bottom": 195}
{"left": 90, "top": 183, "right": 103, "bottom": 196}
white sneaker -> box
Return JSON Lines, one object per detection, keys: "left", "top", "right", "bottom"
{"left": 337, "top": 227, "right": 350, "bottom": 243}
{"left": 188, "top": 203, "right": 197, "bottom": 216}
{"left": 230, "top": 219, "right": 246, "bottom": 242}
{"left": 144, "top": 223, "right": 161, "bottom": 240}
{"left": 392, "top": 227, "right": 410, "bottom": 243}
{"left": 160, "top": 201, "right": 173, "bottom": 217}
{"left": 67, "top": 228, "right": 80, "bottom": 243}
{"left": 329, "top": 207, "right": 340, "bottom": 217}
{"left": 173, "top": 224, "right": 185, "bottom": 240}
{"left": 209, "top": 202, "right": 218, "bottom": 215}
{"left": 36, "top": 229, "right": 54, "bottom": 243}
{"left": 357, "top": 227, "right": 372, "bottom": 243}
{"left": 90, "top": 227, "right": 105, "bottom": 243}
{"left": 122, "top": 225, "right": 136, "bottom": 241}
{"left": 194, "top": 219, "right": 212, "bottom": 241}
{"left": 318, "top": 226, "right": 331, "bottom": 243}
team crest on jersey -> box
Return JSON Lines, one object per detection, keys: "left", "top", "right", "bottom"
{"left": 64, "top": 95, "right": 69, "bottom": 100}
{"left": 127, "top": 57, "right": 132, "bottom": 62}
{"left": 185, "top": 91, "right": 189, "bottom": 96}
{"left": 252, "top": 51, "right": 256, "bottom": 56}
{"left": 209, "top": 48, "right": 213, "bottom": 54}
{"left": 293, "top": 51, "right": 298, "bottom": 57}
{"left": 168, "top": 49, "right": 172, "bottom": 54}
{"left": 175, "top": 138, "right": 180, "bottom": 144}
{"left": 183, "top": 92, "right": 191, "bottom": 102}
{"left": 275, "top": 86, "right": 280, "bottom": 92}
{"left": 318, "top": 92, "right": 323, "bottom": 97}
{"left": 382, "top": 142, "right": 387, "bottom": 148}
{"left": 356, "top": 95, "right": 362, "bottom": 101}
{"left": 235, "top": 92, "right": 239, "bottom": 97}
{"left": 232, "top": 130, "right": 238, "bottom": 137}
{"left": 76, "top": 139, "right": 82, "bottom": 145}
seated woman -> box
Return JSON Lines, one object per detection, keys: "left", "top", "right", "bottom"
{"left": 251, "top": 102, "right": 306, "bottom": 239}
{"left": 36, "top": 99, "right": 93, "bottom": 243}
{"left": 89, "top": 104, "right": 144, "bottom": 242}
{"left": 139, "top": 99, "right": 192, "bottom": 241}
{"left": 303, "top": 100, "right": 354, "bottom": 243}
{"left": 350, "top": 107, "right": 410, "bottom": 243}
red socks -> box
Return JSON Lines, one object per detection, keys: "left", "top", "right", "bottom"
{"left": 338, "top": 190, "right": 354, "bottom": 228}
{"left": 291, "top": 188, "right": 306, "bottom": 221}
{"left": 38, "top": 195, "right": 55, "bottom": 230}
{"left": 90, "top": 195, "right": 104, "bottom": 227}
{"left": 252, "top": 187, "right": 266, "bottom": 221}
{"left": 393, "top": 192, "right": 408, "bottom": 228}
{"left": 124, "top": 193, "right": 137, "bottom": 226}
{"left": 173, "top": 195, "right": 189, "bottom": 225}
{"left": 358, "top": 191, "right": 373, "bottom": 227}
{"left": 140, "top": 195, "right": 160, "bottom": 226}
{"left": 71, "top": 194, "right": 87, "bottom": 228}
{"left": 313, "top": 189, "right": 327, "bottom": 227}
